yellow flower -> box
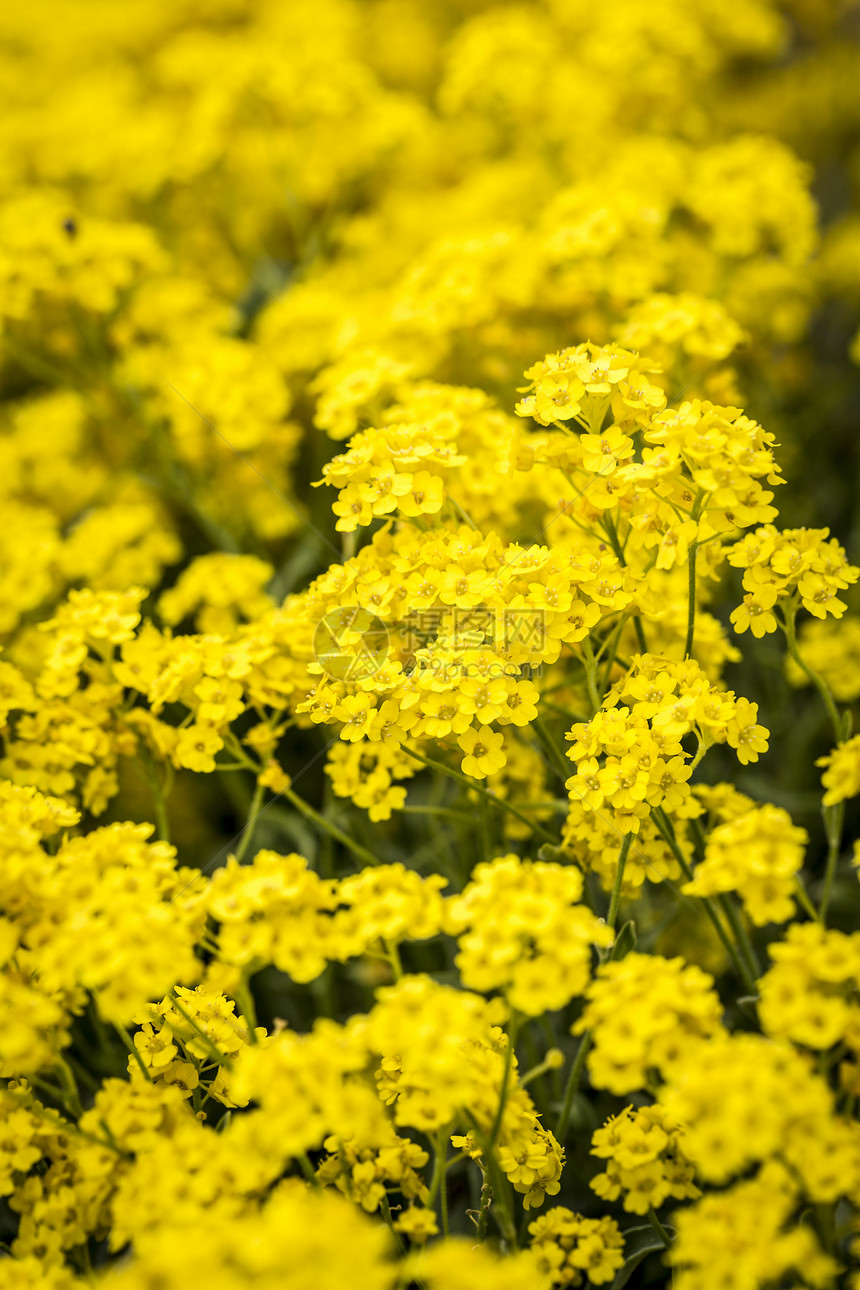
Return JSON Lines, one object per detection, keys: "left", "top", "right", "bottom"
{"left": 174, "top": 724, "right": 224, "bottom": 774}
{"left": 457, "top": 724, "right": 506, "bottom": 779}
{"left": 817, "top": 735, "right": 860, "bottom": 807}
{"left": 729, "top": 584, "right": 780, "bottom": 636}
{"left": 394, "top": 1207, "right": 438, "bottom": 1244}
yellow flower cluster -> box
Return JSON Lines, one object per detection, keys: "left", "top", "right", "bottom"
{"left": 758, "top": 923, "right": 860, "bottom": 1053}
{"left": 206, "top": 852, "right": 447, "bottom": 984}
{"left": 446, "top": 856, "right": 612, "bottom": 1014}
{"left": 0, "top": 788, "right": 204, "bottom": 1034}
{"left": 574, "top": 954, "right": 725, "bottom": 1094}
{"left": 682, "top": 803, "right": 808, "bottom": 926}
{"left": 730, "top": 525, "right": 859, "bottom": 636}
{"left": 590, "top": 1104, "right": 699, "bottom": 1216}
{"left": 0, "top": 0, "right": 858, "bottom": 1285}
{"left": 817, "top": 736, "right": 860, "bottom": 807}
{"left": 660, "top": 1033, "right": 860, "bottom": 1195}
{"left": 565, "top": 655, "right": 768, "bottom": 837}
{"left": 529, "top": 1208, "right": 625, "bottom": 1287}
{"left": 668, "top": 1161, "right": 839, "bottom": 1290}
{"left": 316, "top": 419, "right": 462, "bottom": 531}
{"left": 326, "top": 740, "right": 416, "bottom": 821}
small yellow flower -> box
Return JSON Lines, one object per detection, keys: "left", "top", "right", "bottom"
{"left": 457, "top": 724, "right": 506, "bottom": 779}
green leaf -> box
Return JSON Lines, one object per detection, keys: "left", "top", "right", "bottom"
{"left": 267, "top": 533, "right": 329, "bottom": 603}
{"left": 537, "top": 843, "right": 565, "bottom": 862}
{"left": 611, "top": 1224, "right": 673, "bottom": 1290}
{"left": 610, "top": 920, "right": 637, "bottom": 961}
{"left": 259, "top": 805, "right": 318, "bottom": 859}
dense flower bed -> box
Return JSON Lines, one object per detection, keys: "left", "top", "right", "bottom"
{"left": 1, "top": 1, "right": 860, "bottom": 1287}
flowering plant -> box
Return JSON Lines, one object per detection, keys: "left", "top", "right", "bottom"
{"left": 0, "top": 2, "right": 859, "bottom": 1289}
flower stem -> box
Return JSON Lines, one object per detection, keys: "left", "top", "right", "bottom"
{"left": 234, "top": 777, "right": 264, "bottom": 864}
{"left": 464, "top": 1113, "right": 518, "bottom": 1248}
{"left": 168, "top": 991, "right": 234, "bottom": 1069}
{"left": 139, "top": 746, "right": 171, "bottom": 843}
{"left": 114, "top": 1022, "right": 153, "bottom": 1083}
{"left": 684, "top": 493, "right": 705, "bottom": 660}
{"left": 488, "top": 1015, "right": 519, "bottom": 1152}
{"left": 820, "top": 800, "right": 846, "bottom": 923}
{"left": 531, "top": 715, "right": 571, "bottom": 782}
{"left": 282, "top": 783, "right": 381, "bottom": 868}
{"left": 648, "top": 1207, "right": 673, "bottom": 1248}
{"left": 436, "top": 1129, "right": 450, "bottom": 1237}
{"left": 384, "top": 938, "right": 403, "bottom": 982}
{"left": 402, "top": 745, "right": 555, "bottom": 843}
{"left": 380, "top": 1195, "right": 406, "bottom": 1255}
{"left": 472, "top": 1176, "right": 494, "bottom": 1242}
{"left": 581, "top": 637, "right": 602, "bottom": 715}
{"left": 555, "top": 1032, "right": 592, "bottom": 1143}
{"left": 782, "top": 606, "right": 842, "bottom": 742}
{"left": 602, "top": 511, "right": 648, "bottom": 653}
{"left": 652, "top": 808, "right": 759, "bottom": 996}
{"left": 607, "top": 833, "right": 633, "bottom": 930}
{"left": 718, "top": 894, "right": 760, "bottom": 982}
{"left": 236, "top": 973, "right": 260, "bottom": 1044}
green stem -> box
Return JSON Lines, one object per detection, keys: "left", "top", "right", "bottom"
{"left": 341, "top": 530, "right": 356, "bottom": 560}
{"left": 384, "top": 939, "right": 403, "bottom": 982}
{"left": 519, "top": 1055, "right": 562, "bottom": 1090}
{"left": 683, "top": 493, "right": 705, "bottom": 659}
{"left": 532, "top": 716, "right": 571, "bottom": 782}
{"left": 684, "top": 541, "right": 698, "bottom": 659}
{"left": 114, "top": 1022, "right": 153, "bottom": 1083}
{"left": 169, "top": 991, "right": 234, "bottom": 1069}
{"left": 795, "top": 874, "right": 821, "bottom": 923}
{"left": 400, "top": 805, "right": 476, "bottom": 824}
{"left": 607, "top": 833, "right": 633, "bottom": 930}
{"left": 603, "top": 511, "right": 647, "bottom": 653}
{"left": 581, "top": 637, "right": 602, "bottom": 716}
{"left": 688, "top": 733, "right": 709, "bottom": 773}
{"left": 435, "top": 1129, "right": 450, "bottom": 1238}
{"left": 473, "top": 1177, "right": 494, "bottom": 1243}
{"left": 236, "top": 973, "right": 260, "bottom": 1044}
{"left": 380, "top": 1195, "right": 406, "bottom": 1255}
{"left": 781, "top": 606, "right": 847, "bottom": 922}
{"left": 652, "top": 808, "right": 759, "bottom": 996}
{"left": 781, "top": 607, "right": 842, "bottom": 742}
{"left": 448, "top": 495, "right": 479, "bottom": 531}
{"left": 401, "top": 746, "right": 555, "bottom": 843}
{"left": 648, "top": 1207, "right": 673, "bottom": 1248}
{"left": 488, "top": 1016, "right": 519, "bottom": 1152}
{"left": 234, "top": 777, "right": 264, "bottom": 865}
{"left": 479, "top": 793, "right": 492, "bottom": 863}
{"left": 598, "top": 619, "right": 626, "bottom": 696}
{"left": 555, "top": 1032, "right": 591, "bottom": 1143}
{"left": 139, "top": 747, "right": 171, "bottom": 843}
{"left": 282, "top": 784, "right": 381, "bottom": 868}
{"left": 464, "top": 1113, "right": 518, "bottom": 1248}
{"left": 54, "top": 1056, "right": 83, "bottom": 1117}
{"left": 427, "top": 1129, "right": 447, "bottom": 1207}
{"left": 820, "top": 800, "right": 846, "bottom": 923}
{"left": 718, "top": 894, "right": 760, "bottom": 982}
{"left": 23, "top": 1072, "right": 71, "bottom": 1109}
